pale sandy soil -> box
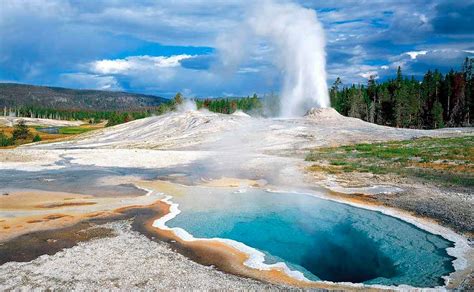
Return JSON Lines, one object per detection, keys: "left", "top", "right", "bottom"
{"left": 0, "top": 108, "right": 473, "bottom": 290}
{"left": 0, "top": 189, "right": 164, "bottom": 242}
{"left": 0, "top": 149, "right": 65, "bottom": 171}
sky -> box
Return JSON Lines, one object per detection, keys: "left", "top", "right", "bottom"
{"left": 1, "top": 0, "right": 473, "bottom": 98}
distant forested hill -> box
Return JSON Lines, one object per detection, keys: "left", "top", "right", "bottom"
{"left": 0, "top": 83, "right": 167, "bottom": 111}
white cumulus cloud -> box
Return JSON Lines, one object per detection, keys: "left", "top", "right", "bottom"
{"left": 359, "top": 71, "right": 378, "bottom": 79}
{"left": 405, "top": 50, "right": 428, "bottom": 60}
{"left": 90, "top": 55, "right": 194, "bottom": 75}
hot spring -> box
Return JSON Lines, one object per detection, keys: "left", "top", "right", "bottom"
{"left": 164, "top": 187, "right": 455, "bottom": 287}
{"left": 0, "top": 161, "right": 458, "bottom": 288}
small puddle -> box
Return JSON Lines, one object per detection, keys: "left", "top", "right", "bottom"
{"left": 36, "top": 127, "right": 61, "bottom": 134}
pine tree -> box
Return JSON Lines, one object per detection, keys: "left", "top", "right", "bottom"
{"left": 367, "top": 75, "right": 377, "bottom": 123}
{"left": 330, "top": 77, "right": 342, "bottom": 107}
{"left": 432, "top": 101, "right": 444, "bottom": 128}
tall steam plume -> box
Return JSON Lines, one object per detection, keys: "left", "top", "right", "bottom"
{"left": 217, "top": 0, "right": 329, "bottom": 117}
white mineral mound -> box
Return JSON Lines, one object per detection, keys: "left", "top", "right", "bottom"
{"left": 26, "top": 108, "right": 471, "bottom": 154}
{"left": 304, "top": 107, "right": 344, "bottom": 121}
{"left": 232, "top": 110, "right": 250, "bottom": 118}
{"left": 35, "top": 110, "right": 250, "bottom": 150}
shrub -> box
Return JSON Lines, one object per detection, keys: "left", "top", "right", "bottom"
{"left": 12, "top": 120, "right": 30, "bottom": 140}
{"left": 0, "top": 131, "right": 14, "bottom": 146}
{"left": 32, "top": 134, "right": 42, "bottom": 142}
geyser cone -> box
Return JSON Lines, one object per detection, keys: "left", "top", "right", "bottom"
{"left": 304, "top": 107, "right": 343, "bottom": 120}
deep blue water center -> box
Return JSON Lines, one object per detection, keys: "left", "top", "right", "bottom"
{"left": 167, "top": 189, "right": 455, "bottom": 287}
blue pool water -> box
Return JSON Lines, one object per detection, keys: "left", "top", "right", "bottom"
{"left": 36, "top": 127, "right": 60, "bottom": 134}
{"left": 167, "top": 188, "right": 455, "bottom": 287}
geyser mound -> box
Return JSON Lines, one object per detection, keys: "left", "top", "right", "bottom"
{"left": 231, "top": 110, "right": 251, "bottom": 118}
{"left": 304, "top": 107, "right": 344, "bottom": 121}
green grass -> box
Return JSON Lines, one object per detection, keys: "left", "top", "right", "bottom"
{"left": 306, "top": 136, "right": 474, "bottom": 187}
{"left": 58, "top": 126, "right": 96, "bottom": 135}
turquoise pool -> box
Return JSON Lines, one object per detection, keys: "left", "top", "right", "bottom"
{"left": 167, "top": 188, "right": 454, "bottom": 287}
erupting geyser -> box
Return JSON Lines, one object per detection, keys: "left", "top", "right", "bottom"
{"left": 251, "top": 0, "right": 329, "bottom": 117}
{"left": 217, "top": 0, "right": 330, "bottom": 117}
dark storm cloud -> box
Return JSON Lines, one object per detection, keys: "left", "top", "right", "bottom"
{"left": 432, "top": 1, "right": 474, "bottom": 35}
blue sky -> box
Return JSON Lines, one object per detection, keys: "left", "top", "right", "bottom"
{"left": 1, "top": 0, "right": 473, "bottom": 98}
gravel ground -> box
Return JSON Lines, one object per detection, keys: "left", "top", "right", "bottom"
{"left": 377, "top": 182, "right": 473, "bottom": 236}
{"left": 0, "top": 220, "right": 293, "bottom": 290}
{"left": 308, "top": 169, "right": 474, "bottom": 237}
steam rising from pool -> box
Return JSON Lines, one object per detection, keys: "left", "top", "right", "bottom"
{"left": 217, "top": 0, "right": 330, "bottom": 117}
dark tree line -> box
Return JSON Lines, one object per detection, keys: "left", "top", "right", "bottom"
{"left": 195, "top": 94, "right": 262, "bottom": 114}
{"left": 2, "top": 99, "right": 179, "bottom": 127}
{"left": 331, "top": 58, "right": 473, "bottom": 129}
{"left": 3, "top": 106, "right": 157, "bottom": 124}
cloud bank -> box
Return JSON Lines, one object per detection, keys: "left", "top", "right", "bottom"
{"left": 0, "top": 0, "right": 473, "bottom": 98}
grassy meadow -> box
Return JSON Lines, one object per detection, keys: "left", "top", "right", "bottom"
{"left": 306, "top": 136, "right": 474, "bottom": 187}
{"left": 0, "top": 123, "right": 105, "bottom": 148}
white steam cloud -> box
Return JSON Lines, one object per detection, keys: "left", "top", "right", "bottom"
{"left": 216, "top": 0, "right": 329, "bottom": 117}
{"left": 178, "top": 99, "right": 198, "bottom": 112}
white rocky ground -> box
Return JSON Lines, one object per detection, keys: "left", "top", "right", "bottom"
{"left": 0, "top": 116, "right": 84, "bottom": 127}
{"left": 0, "top": 221, "right": 285, "bottom": 291}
